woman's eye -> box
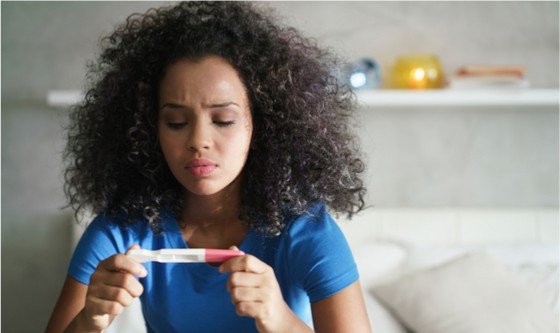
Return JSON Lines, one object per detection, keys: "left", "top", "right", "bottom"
{"left": 166, "top": 121, "right": 234, "bottom": 129}
{"left": 215, "top": 121, "right": 235, "bottom": 127}
{"left": 167, "top": 122, "right": 186, "bottom": 129}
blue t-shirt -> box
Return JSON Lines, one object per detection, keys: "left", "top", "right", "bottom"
{"left": 68, "top": 203, "right": 359, "bottom": 333}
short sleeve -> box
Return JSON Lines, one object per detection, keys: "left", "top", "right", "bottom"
{"left": 286, "top": 204, "right": 359, "bottom": 303}
{"left": 68, "top": 215, "right": 129, "bottom": 285}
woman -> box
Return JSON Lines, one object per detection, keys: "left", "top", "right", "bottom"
{"left": 46, "top": 2, "right": 371, "bottom": 332}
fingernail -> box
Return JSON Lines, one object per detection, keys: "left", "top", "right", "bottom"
{"left": 139, "top": 266, "right": 148, "bottom": 277}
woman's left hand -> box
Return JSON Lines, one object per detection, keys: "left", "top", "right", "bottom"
{"left": 219, "top": 246, "right": 295, "bottom": 333}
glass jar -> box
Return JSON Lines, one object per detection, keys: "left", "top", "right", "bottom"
{"left": 389, "top": 54, "right": 445, "bottom": 89}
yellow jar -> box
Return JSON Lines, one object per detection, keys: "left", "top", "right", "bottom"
{"left": 389, "top": 54, "right": 445, "bottom": 89}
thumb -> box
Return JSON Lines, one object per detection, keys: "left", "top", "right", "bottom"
{"left": 229, "top": 245, "right": 240, "bottom": 251}
{"left": 125, "top": 243, "right": 142, "bottom": 254}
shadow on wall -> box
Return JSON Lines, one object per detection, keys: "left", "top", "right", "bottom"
{"left": 1, "top": 212, "right": 75, "bottom": 332}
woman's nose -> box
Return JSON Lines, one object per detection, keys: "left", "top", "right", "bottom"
{"left": 187, "top": 121, "right": 211, "bottom": 152}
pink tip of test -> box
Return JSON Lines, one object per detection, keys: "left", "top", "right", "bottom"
{"left": 205, "top": 249, "right": 245, "bottom": 263}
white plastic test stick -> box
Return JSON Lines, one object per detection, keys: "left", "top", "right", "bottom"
{"left": 127, "top": 248, "right": 245, "bottom": 263}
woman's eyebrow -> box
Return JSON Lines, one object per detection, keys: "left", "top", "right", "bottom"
{"left": 160, "top": 101, "right": 240, "bottom": 111}
{"left": 160, "top": 103, "right": 186, "bottom": 111}
{"left": 205, "top": 101, "right": 240, "bottom": 109}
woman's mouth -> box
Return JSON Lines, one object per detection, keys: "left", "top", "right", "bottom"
{"left": 187, "top": 164, "right": 216, "bottom": 177}
{"left": 186, "top": 158, "right": 217, "bottom": 177}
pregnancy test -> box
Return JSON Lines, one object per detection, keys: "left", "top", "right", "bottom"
{"left": 127, "top": 248, "right": 245, "bottom": 263}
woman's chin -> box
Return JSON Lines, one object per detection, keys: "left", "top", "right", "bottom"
{"left": 186, "top": 187, "right": 220, "bottom": 196}
{"left": 184, "top": 182, "right": 224, "bottom": 197}
{"left": 182, "top": 173, "right": 242, "bottom": 197}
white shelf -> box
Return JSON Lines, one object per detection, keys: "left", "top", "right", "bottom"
{"left": 356, "top": 89, "right": 559, "bottom": 107}
{"left": 48, "top": 89, "right": 560, "bottom": 108}
{"left": 47, "top": 91, "right": 83, "bottom": 108}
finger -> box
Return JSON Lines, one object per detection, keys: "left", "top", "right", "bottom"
{"left": 235, "top": 301, "right": 261, "bottom": 318}
{"left": 91, "top": 284, "right": 134, "bottom": 308}
{"left": 227, "top": 271, "right": 263, "bottom": 292}
{"left": 220, "top": 255, "right": 269, "bottom": 274}
{"left": 230, "top": 286, "right": 262, "bottom": 304}
{"left": 86, "top": 295, "right": 124, "bottom": 316}
{"left": 100, "top": 271, "right": 144, "bottom": 298}
{"left": 125, "top": 245, "right": 149, "bottom": 276}
{"left": 101, "top": 253, "right": 147, "bottom": 277}
{"left": 126, "top": 244, "right": 142, "bottom": 254}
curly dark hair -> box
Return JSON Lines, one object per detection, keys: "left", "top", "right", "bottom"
{"left": 64, "top": 1, "right": 367, "bottom": 236}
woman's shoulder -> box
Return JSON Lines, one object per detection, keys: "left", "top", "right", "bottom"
{"left": 283, "top": 202, "right": 340, "bottom": 238}
{"left": 277, "top": 202, "right": 358, "bottom": 299}
{"left": 83, "top": 211, "right": 155, "bottom": 240}
{"left": 87, "top": 211, "right": 138, "bottom": 229}
{"left": 76, "top": 210, "right": 177, "bottom": 255}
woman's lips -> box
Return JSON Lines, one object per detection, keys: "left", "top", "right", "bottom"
{"left": 185, "top": 158, "right": 217, "bottom": 177}
{"left": 187, "top": 164, "right": 216, "bottom": 177}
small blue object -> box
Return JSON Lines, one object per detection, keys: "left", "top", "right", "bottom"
{"left": 346, "top": 58, "right": 381, "bottom": 90}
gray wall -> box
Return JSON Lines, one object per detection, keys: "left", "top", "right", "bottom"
{"left": 2, "top": 2, "right": 558, "bottom": 332}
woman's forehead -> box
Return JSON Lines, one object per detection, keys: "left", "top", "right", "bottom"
{"left": 159, "top": 56, "right": 248, "bottom": 105}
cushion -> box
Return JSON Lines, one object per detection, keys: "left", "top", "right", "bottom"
{"left": 372, "top": 252, "right": 558, "bottom": 333}
{"left": 400, "top": 242, "right": 560, "bottom": 312}
{"left": 362, "top": 289, "right": 408, "bottom": 333}
{"left": 353, "top": 242, "right": 408, "bottom": 289}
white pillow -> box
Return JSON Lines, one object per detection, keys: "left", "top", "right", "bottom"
{"left": 372, "top": 252, "right": 558, "bottom": 333}
{"left": 362, "top": 288, "right": 408, "bottom": 333}
{"left": 400, "top": 242, "right": 560, "bottom": 312}
{"left": 353, "top": 242, "right": 408, "bottom": 289}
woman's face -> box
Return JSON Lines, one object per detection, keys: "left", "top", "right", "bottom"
{"left": 158, "top": 56, "right": 253, "bottom": 197}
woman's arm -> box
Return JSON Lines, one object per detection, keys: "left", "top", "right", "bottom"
{"left": 311, "top": 280, "right": 372, "bottom": 333}
{"left": 45, "top": 275, "right": 90, "bottom": 333}
{"left": 221, "top": 246, "right": 371, "bottom": 333}
{"left": 46, "top": 245, "right": 146, "bottom": 333}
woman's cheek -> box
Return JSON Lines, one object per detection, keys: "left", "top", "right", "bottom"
{"left": 159, "top": 135, "right": 183, "bottom": 169}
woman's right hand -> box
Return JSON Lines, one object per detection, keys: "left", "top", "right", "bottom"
{"left": 78, "top": 244, "right": 147, "bottom": 332}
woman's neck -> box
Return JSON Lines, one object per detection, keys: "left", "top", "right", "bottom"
{"left": 179, "top": 177, "right": 248, "bottom": 249}
{"left": 181, "top": 175, "right": 243, "bottom": 228}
